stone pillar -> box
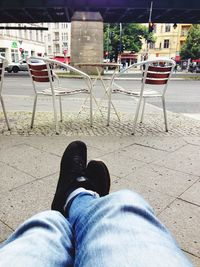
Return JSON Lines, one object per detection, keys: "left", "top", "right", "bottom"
{"left": 70, "top": 11, "right": 103, "bottom": 74}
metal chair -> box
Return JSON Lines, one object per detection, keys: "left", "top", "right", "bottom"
{"left": 27, "top": 57, "right": 93, "bottom": 133}
{"left": 107, "top": 58, "right": 176, "bottom": 134}
{"left": 0, "top": 56, "right": 10, "bottom": 130}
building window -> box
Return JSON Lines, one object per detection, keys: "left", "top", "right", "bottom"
{"left": 40, "top": 30, "right": 43, "bottom": 42}
{"left": 61, "top": 23, "right": 67, "bottom": 28}
{"left": 48, "top": 34, "right": 51, "bottom": 42}
{"left": 6, "top": 25, "right": 10, "bottom": 36}
{"left": 11, "top": 49, "right": 19, "bottom": 62}
{"left": 55, "top": 44, "right": 60, "bottom": 53}
{"left": 164, "top": 39, "right": 169, "bottom": 48}
{"left": 62, "top": 32, "right": 68, "bottom": 41}
{"left": 149, "top": 42, "right": 155, "bottom": 49}
{"left": 181, "top": 26, "right": 190, "bottom": 36}
{"left": 24, "top": 29, "right": 28, "bottom": 39}
{"left": 153, "top": 24, "right": 157, "bottom": 33}
{"left": 0, "top": 48, "right": 6, "bottom": 57}
{"left": 54, "top": 23, "right": 59, "bottom": 29}
{"left": 18, "top": 28, "right": 22, "bottom": 39}
{"left": 36, "top": 31, "right": 39, "bottom": 41}
{"left": 165, "top": 24, "right": 171, "bottom": 32}
{"left": 48, "top": 46, "right": 52, "bottom": 54}
{"left": 54, "top": 32, "right": 59, "bottom": 41}
{"left": 29, "top": 30, "right": 32, "bottom": 40}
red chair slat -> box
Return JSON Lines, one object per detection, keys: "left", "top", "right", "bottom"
{"left": 145, "top": 79, "right": 168, "bottom": 85}
{"left": 147, "top": 72, "right": 170, "bottom": 79}
{"left": 30, "top": 70, "right": 49, "bottom": 77}
{"left": 33, "top": 76, "right": 50, "bottom": 82}
{"left": 28, "top": 64, "right": 47, "bottom": 71}
{"left": 148, "top": 66, "right": 172, "bottom": 72}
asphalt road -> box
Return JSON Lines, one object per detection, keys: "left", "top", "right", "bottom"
{"left": 2, "top": 73, "right": 200, "bottom": 116}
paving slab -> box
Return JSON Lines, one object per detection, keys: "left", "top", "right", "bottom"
{"left": 155, "top": 144, "right": 200, "bottom": 176}
{"left": 0, "top": 221, "right": 13, "bottom": 242}
{"left": 0, "top": 144, "right": 60, "bottom": 179}
{"left": 21, "top": 136, "right": 78, "bottom": 156}
{"left": 0, "top": 161, "right": 36, "bottom": 194}
{"left": 0, "top": 136, "right": 28, "bottom": 149}
{"left": 111, "top": 177, "right": 175, "bottom": 214}
{"left": 99, "top": 144, "right": 168, "bottom": 178}
{"left": 133, "top": 136, "right": 187, "bottom": 152}
{"left": 100, "top": 152, "right": 145, "bottom": 178}
{"left": 94, "top": 144, "right": 168, "bottom": 164}
{"left": 18, "top": 135, "right": 104, "bottom": 160}
{"left": 180, "top": 179, "right": 200, "bottom": 206}
{"left": 158, "top": 199, "right": 200, "bottom": 257}
{"left": 0, "top": 173, "right": 58, "bottom": 230}
{"left": 0, "top": 133, "right": 199, "bottom": 263}
{"left": 185, "top": 253, "right": 200, "bottom": 267}
{"left": 81, "top": 136, "right": 136, "bottom": 154}
{"left": 125, "top": 163, "right": 199, "bottom": 197}
{"left": 183, "top": 136, "right": 200, "bottom": 147}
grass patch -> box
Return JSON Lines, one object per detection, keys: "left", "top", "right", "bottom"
{"left": 184, "top": 75, "right": 200, "bottom": 80}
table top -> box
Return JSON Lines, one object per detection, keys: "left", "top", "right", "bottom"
{"left": 75, "top": 62, "right": 120, "bottom": 68}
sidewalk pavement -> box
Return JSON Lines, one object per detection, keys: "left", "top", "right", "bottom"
{"left": 0, "top": 110, "right": 200, "bottom": 266}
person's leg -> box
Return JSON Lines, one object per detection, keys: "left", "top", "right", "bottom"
{"left": 0, "top": 211, "right": 74, "bottom": 267}
{"left": 68, "top": 190, "right": 193, "bottom": 267}
{"left": 51, "top": 140, "right": 192, "bottom": 267}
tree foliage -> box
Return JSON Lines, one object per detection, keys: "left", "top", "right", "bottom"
{"left": 180, "top": 24, "right": 200, "bottom": 60}
{"left": 104, "top": 23, "right": 154, "bottom": 61}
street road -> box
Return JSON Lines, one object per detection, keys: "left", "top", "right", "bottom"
{"left": 2, "top": 73, "right": 200, "bottom": 118}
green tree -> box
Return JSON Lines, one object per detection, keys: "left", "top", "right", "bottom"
{"left": 180, "top": 24, "right": 200, "bottom": 60}
{"left": 104, "top": 23, "right": 154, "bottom": 61}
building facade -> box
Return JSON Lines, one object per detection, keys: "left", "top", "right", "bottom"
{"left": 43, "top": 22, "right": 71, "bottom": 62}
{"left": 0, "top": 22, "right": 71, "bottom": 63}
{"left": 140, "top": 23, "right": 191, "bottom": 63}
{"left": 0, "top": 23, "right": 46, "bottom": 63}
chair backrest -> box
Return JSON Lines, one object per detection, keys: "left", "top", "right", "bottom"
{"left": 27, "top": 56, "right": 93, "bottom": 93}
{"left": 145, "top": 65, "right": 173, "bottom": 85}
{"left": 142, "top": 58, "right": 176, "bottom": 96}
{"left": 27, "top": 58, "right": 56, "bottom": 95}
{"left": 27, "top": 62, "right": 53, "bottom": 83}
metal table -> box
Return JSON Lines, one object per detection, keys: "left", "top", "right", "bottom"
{"left": 76, "top": 62, "right": 121, "bottom": 120}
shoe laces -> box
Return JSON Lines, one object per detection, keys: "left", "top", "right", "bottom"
{"left": 71, "top": 155, "right": 86, "bottom": 177}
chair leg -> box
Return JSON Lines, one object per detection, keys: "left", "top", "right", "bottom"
{"left": 132, "top": 97, "right": 143, "bottom": 135}
{"left": 0, "top": 96, "right": 10, "bottom": 130}
{"left": 59, "top": 96, "right": 63, "bottom": 122}
{"left": 31, "top": 95, "right": 38, "bottom": 128}
{"left": 140, "top": 99, "right": 146, "bottom": 123}
{"left": 107, "top": 90, "right": 112, "bottom": 126}
{"left": 89, "top": 93, "right": 93, "bottom": 127}
{"left": 162, "top": 97, "right": 168, "bottom": 132}
{"left": 52, "top": 95, "right": 59, "bottom": 134}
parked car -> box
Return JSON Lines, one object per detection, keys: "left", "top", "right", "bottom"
{"left": 5, "top": 59, "right": 42, "bottom": 73}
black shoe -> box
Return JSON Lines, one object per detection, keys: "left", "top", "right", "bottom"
{"left": 86, "top": 160, "right": 110, "bottom": 196}
{"left": 51, "top": 140, "right": 88, "bottom": 214}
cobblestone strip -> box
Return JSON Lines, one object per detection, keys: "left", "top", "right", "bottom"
{"left": 0, "top": 111, "right": 200, "bottom": 137}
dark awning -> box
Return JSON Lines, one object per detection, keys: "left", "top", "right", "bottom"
{"left": 0, "top": 0, "right": 200, "bottom": 23}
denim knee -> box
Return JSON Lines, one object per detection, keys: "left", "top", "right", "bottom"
{"left": 109, "top": 189, "right": 154, "bottom": 214}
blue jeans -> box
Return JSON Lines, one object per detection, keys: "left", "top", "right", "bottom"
{"left": 0, "top": 190, "right": 193, "bottom": 267}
